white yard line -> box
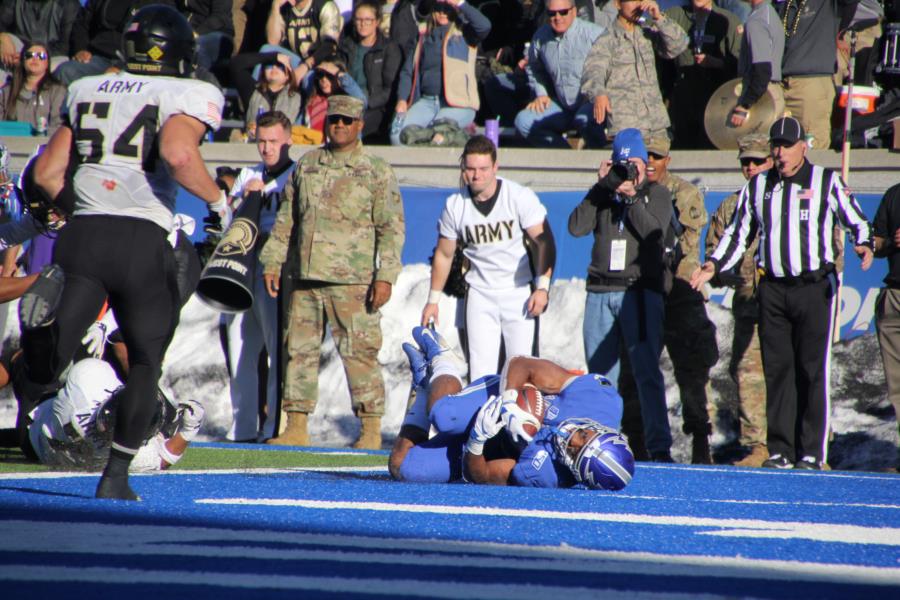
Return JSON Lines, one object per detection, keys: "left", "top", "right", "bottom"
{"left": 196, "top": 498, "right": 900, "bottom": 547}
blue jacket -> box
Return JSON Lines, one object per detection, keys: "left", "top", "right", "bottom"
{"left": 527, "top": 17, "right": 605, "bottom": 111}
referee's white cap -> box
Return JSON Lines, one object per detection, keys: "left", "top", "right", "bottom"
{"left": 769, "top": 117, "right": 805, "bottom": 144}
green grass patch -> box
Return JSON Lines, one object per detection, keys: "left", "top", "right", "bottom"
{"left": 0, "top": 445, "right": 387, "bottom": 474}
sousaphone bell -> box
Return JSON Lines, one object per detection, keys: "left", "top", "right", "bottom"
{"left": 704, "top": 78, "right": 778, "bottom": 150}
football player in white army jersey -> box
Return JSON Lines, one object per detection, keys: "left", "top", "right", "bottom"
{"left": 21, "top": 5, "right": 230, "bottom": 500}
{"left": 422, "top": 135, "right": 556, "bottom": 381}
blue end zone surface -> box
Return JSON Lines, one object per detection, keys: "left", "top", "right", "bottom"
{"left": 1, "top": 458, "right": 898, "bottom": 598}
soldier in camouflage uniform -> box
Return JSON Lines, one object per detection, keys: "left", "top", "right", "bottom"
{"left": 260, "top": 95, "right": 405, "bottom": 449}
{"left": 619, "top": 136, "right": 718, "bottom": 463}
{"left": 705, "top": 134, "right": 771, "bottom": 467}
{"left": 579, "top": 0, "right": 688, "bottom": 140}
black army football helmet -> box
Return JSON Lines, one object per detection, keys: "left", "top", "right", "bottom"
{"left": 123, "top": 5, "right": 196, "bottom": 77}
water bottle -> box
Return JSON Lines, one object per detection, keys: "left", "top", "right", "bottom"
{"left": 484, "top": 117, "right": 500, "bottom": 148}
{"left": 390, "top": 113, "right": 405, "bottom": 142}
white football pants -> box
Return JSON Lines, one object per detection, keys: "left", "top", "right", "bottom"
{"left": 223, "top": 272, "right": 280, "bottom": 441}
{"left": 465, "top": 285, "right": 537, "bottom": 381}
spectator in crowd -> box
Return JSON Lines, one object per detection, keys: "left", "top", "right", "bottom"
{"left": 580, "top": 0, "right": 688, "bottom": 141}
{"left": 176, "top": 0, "right": 236, "bottom": 72}
{"left": 259, "top": 96, "right": 405, "bottom": 449}
{"left": 692, "top": 117, "right": 873, "bottom": 470}
{"left": 705, "top": 133, "right": 771, "bottom": 468}
{"left": 421, "top": 135, "right": 554, "bottom": 381}
{"left": 618, "top": 136, "right": 717, "bottom": 464}
{"left": 382, "top": 0, "right": 421, "bottom": 60}
{"left": 0, "top": 0, "right": 80, "bottom": 75}
{"left": 338, "top": 0, "right": 403, "bottom": 142}
{"left": 833, "top": 0, "right": 883, "bottom": 90}
{"left": 298, "top": 56, "right": 367, "bottom": 136}
{"left": 0, "top": 42, "right": 66, "bottom": 136}
{"left": 245, "top": 54, "right": 302, "bottom": 140}
{"left": 728, "top": 0, "right": 784, "bottom": 133}
{"left": 513, "top": 0, "right": 606, "bottom": 149}
{"left": 56, "top": 0, "right": 172, "bottom": 85}
{"left": 716, "top": 0, "right": 750, "bottom": 21}
{"left": 567, "top": 128, "right": 674, "bottom": 463}
{"left": 666, "top": 0, "right": 740, "bottom": 148}
{"left": 223, "top": 111, "right": 295, "bottom": 443}
{"left": 391, "top": 0, "right": 491, "bottom": 146}
{"left": 229, "top": 0, "right": 342, "bottom": 109}
{"left": 872, "top": 182, "right": 900, "bottom": 472}
{"left": 776, "top": 0, "right": 859, "bottom": 149}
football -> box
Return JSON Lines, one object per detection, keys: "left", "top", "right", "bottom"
{"left": 515, "top": 384, "right": 547, "bottom": 438}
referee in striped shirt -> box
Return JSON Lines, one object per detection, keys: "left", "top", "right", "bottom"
{"left": 691, "top": 117, "right": 874, "bottom": 470}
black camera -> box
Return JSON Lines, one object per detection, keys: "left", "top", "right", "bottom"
{"left": 600, "top": 160, "right": 639, "bottom": 191}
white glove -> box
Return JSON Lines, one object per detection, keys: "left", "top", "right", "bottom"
{"left": 81, "top": 322, "right": 108, "bottom": 358}
{"left": 466, "top": 395, "right": 504, "bottom": 456}
{"left": 205, "top": 191, "right": 233, "bottom": 234}
{"left": 175, "top": 398, "right": 205, "bottom": 442}
{"left": 500, "top": 400, "right": 539, "bottom": 444}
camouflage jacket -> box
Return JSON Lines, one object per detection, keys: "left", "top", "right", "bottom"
{"left": 580, "top": 17, "right": 688, "bottom": 137}
{"left": 259, "top": 144, "right": 405, "bottom": 285}
{"left": 706, "top": 191, "right": 759, "bottom": 301}
{"left": 659, "top": 172, "right": 707, "bottom": 284}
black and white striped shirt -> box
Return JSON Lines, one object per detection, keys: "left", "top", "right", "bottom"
{"left": 710, "top": 161, "right": 871, "bottom": 278}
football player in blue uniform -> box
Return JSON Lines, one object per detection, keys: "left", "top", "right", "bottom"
{"left": 389, "top": 327, "right": 635, "bottom": 490}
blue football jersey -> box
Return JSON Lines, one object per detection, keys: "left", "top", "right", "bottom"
{"left": 510, "top": 374, "right": 623, "bottom": 488}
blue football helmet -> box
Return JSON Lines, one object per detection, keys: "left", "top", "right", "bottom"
{"left": 554, "top": 419, "right": 635, "bottom": 491}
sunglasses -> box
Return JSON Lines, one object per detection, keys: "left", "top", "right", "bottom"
{"left": 740, "top": 157, "right": 769, "bottom": 167}
{"left": 327, "top": 114, "right": 356, "bottom": 126}
{"left": 263, "top": 62, "right": 288, "bottom": 72}
{"left": 546, "top": 7, "right": 572, "bottom": 17}
{"left": 24, "top": 51, "right": 48, "bottom": 60}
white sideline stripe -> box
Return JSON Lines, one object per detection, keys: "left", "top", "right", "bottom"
{"left": 197, "top": 498, "right": 900, "bottom": 547}
{"left": 0, "top": 466, "right": 388, "bottom": 480}
{"left": 0, "top": 566, "right": 724, "bottom": 599}
{"left": 3, "top": 520, "right": 899, "bottom": 587}
{"left": 2, "top": 468, "right": 898, "bottom": 510}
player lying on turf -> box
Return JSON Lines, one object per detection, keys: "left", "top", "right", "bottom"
{"left": 22, "top": 358, "right": 204, "bottom": 474}
{"left": 389, "top": 327, "right": 635, "bottom": 489}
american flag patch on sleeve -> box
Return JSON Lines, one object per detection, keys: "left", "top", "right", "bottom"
{"left": 207, "top": 101, "right": 221, "bottom": 125}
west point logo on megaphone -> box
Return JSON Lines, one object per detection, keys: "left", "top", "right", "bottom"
{"left": 196, "top": 192, "right": 265, "bottom": 313}
{"left": 216, "top": 218, "right": 259, "bottom": 257}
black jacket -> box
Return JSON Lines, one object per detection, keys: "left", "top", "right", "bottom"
{"left": 338, "top": 31, "right": 402, "bottom": 111}
{"left": 70, "top": 0, "right": 175, "bottom": 59}
{"left": 568, "top": 180, "right": 674, "bottom": 294}
{"left": 177, "top": 0, "right": 235, "bottom": 37}
{"left": 0, "top": 0, "right": 81, "bottom": 57}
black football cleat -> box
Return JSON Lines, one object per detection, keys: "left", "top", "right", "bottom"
{"left": 95, "top": 475, "right": 140, "bottom": 501}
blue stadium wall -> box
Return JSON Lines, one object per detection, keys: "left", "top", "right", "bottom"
{"left": 178, "top": 187, "right": 886, "bottom": 340}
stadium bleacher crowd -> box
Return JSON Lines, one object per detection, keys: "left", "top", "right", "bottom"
{"left": 0, "top": 0, "right": 898, "bottom": 482}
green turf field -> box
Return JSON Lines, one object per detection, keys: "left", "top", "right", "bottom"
{"left": 0, "top": 445, "right": 388, "bottom": 474}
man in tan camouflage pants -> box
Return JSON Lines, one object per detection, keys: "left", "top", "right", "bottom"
{"left": 705, "top": 134, "right": 771, "bottom": 467}
{"left": 260, "top": 95, "right": 406, "bottom": 449}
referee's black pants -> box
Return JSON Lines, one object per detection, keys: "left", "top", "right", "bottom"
{"left": 30, "top": 215, "right": 180, "bottom": 454}
{"left": 758, "top": 273, "right": 838, "bottom": 464}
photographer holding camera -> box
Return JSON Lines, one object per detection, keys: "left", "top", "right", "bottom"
{"left": 568, "top": 128, "right": 675, "bottom": 462}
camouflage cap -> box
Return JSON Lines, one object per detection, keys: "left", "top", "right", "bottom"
{"left": 737, "top": 133, "right": 770, "bottom": 159}
{"left": 644, "top": 135, "right": 670, "bottom": 157}
{"left": 327, "top": 95, "right": 364, "bottom": 120}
